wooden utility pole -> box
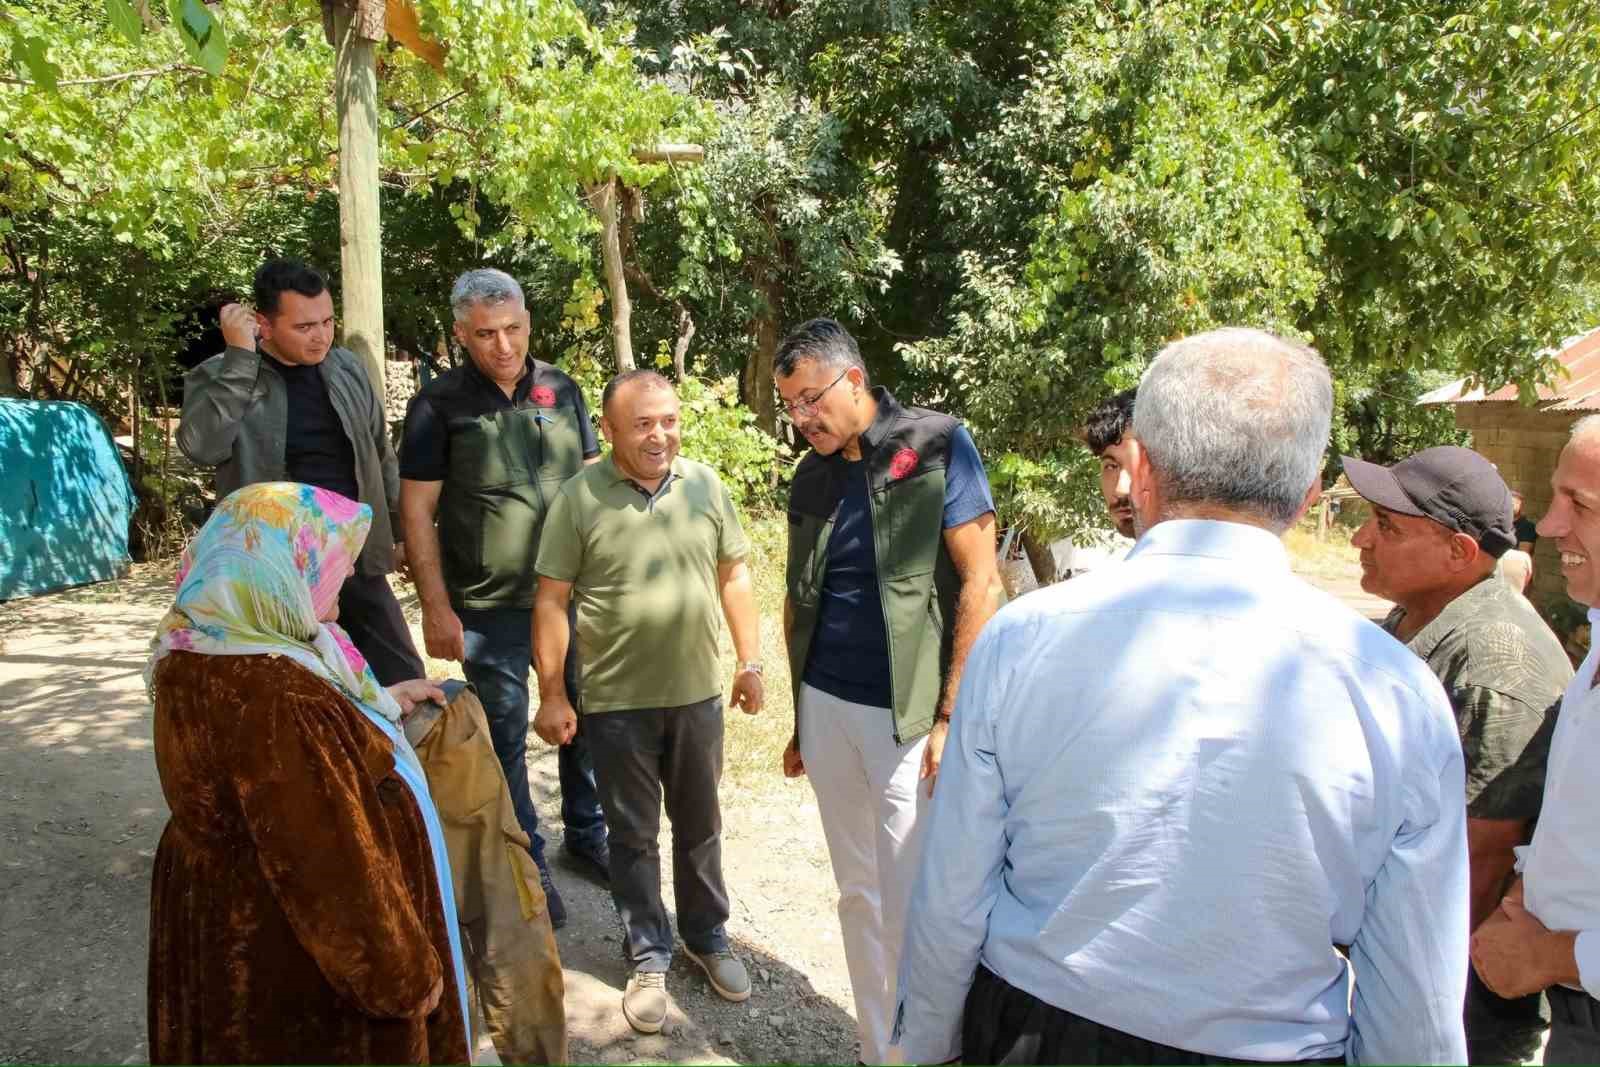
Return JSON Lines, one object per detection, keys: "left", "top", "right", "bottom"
{"left": 328, "top": 1, "right": 386, "bottom": 394}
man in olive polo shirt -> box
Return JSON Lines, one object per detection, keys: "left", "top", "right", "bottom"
{"left": 1346, "top": 445, "right": 1570, "bottom": 1064}
{"left": 532, "top": 370, "right": 764, "bottom": 1035}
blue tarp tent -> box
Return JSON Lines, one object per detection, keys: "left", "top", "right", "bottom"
{"left": 0, "top": 398, "right": 135, "bottom": 600}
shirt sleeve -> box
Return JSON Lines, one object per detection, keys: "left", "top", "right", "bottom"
{"left": 1578, "top": 930, "right": 1600, "bottom": 999}
{"left": 943, "top": 425, "right": 996, "bottom": 529}
{"left": 570, "top": 383, "right": 600, "bottom": 459}
{"left": 1454, "top": 685, "right": 1556, "bottom": 822}
{"left": 717, "top": 479, "right": 750, "bottom": 563}
{"left": 534, "top": 486, "right": 584, "bottom": 582}
{"left": 398, "top": 392, "right": 449, "bottom": 482}
{"left": 1347, "top": 709, "right": 1470, "bottom": 1065}
{"left": 892, "top": 621, "right": 1013, "bottom": 1064}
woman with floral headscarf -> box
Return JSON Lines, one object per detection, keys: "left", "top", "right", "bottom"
{"left": 145, "top": 482, "right": 469, "bottom": 1064}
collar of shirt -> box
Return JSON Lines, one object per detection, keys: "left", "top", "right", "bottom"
{"left": 464, "top": 355, "right": 537, "bottom": 407}
{"left": 603, "top": 452, "right": 683, "bottom": 502}
{"left": 1123, "top": 517, "right": 1290, "bottom": 571}
{"left": 1394, "top": 575, "right": 1503, "bottom": 660}
{"left": 855, "top": 386, "right": 905, "bottom": 455}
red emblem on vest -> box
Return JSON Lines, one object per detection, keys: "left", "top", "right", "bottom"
{"left": 888, "top": 447, "right": 918, "bottom": 481}
{"left": 531, "top": 385, "right": 557, "bottom": 408}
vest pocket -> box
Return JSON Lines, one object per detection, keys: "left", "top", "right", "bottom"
{"left": 447, "top": 414, "right": 521, "bottom": 490}
{"left": 534, "top": 406, "right": 584, "bottom": 482}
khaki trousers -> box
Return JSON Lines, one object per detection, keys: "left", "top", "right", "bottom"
{"left": 409, "top": 682, "right": 568, "bottom": 1065}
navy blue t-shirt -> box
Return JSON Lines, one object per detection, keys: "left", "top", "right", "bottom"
{"left": 803, "top": 425, "right": 995, "bottom": 708}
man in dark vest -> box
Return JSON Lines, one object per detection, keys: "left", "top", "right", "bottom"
{"left": 774, "top": 318, "right": 1004, "bottom": 1065}
{"left": 177, "top": 258, "right": 425, "bottom": 686}
{"left": 398, "top": 268, "right": 609, "bottom": 929}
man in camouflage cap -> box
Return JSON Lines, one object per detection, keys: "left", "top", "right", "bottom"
{"left": 1346, "top": 445, "right": 1571, "bottom": 1064}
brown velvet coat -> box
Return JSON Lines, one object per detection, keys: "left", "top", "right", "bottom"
{"left": 148, "top": 652, "right": 469, "bottom": 1064}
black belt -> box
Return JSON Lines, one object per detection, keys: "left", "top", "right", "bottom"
{"left": 1549, "top": 986, "right": 1600, "bottom": 1031}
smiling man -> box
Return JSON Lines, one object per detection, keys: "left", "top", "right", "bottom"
{"left": 532, "top": 370, "right": 764, "bottom": 1034}
{"left": 773, "top": 317, "right": 1003, "bottom": 1065}
{"left": 1345, "top": 445, "right": 1568, "bottom": 1064}
{"left": 1086, "top": 387, "right": 1140, "bottom": 539}
{"left": 178, "top": 258, "right": 425, "bottom": 687}
{"left": 1472, "top": 416, "right": 1600, "bottom": 1065}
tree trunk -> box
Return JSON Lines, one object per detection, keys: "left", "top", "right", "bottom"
{"left": 672, "top": 306, "right": 695, "bottom": 379}
{"left": 1021, "top": 529, "right": 1058, "bottom": 586}
{"left": 0, "top": 343, "right": 17, "bottom": 396}
{"left": 332, "top": 4, "right": 386, "bottom": 397}
{"left": 743, "top": 309, "right": 779, "bottom": 435}
{"left": 590, "top": 178, "right": 635, "bottom": 372}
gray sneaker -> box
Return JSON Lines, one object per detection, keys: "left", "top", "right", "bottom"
{"left": 685, "top": 947, "right": 751, "bottom": 1002}
{"left": 622, "top": 970, "right": 668, "bottom": 1034}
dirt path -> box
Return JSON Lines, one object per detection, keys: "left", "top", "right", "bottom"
{"left": 0, "top": 565, "right": 857, "bottom": 1066}
{"left": 0, "top": 548, "right": 1388, "bottom": 1065}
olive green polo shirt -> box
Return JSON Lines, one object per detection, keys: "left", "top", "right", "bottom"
{"left": 535, "top": 454, "right": 748, "bottom": 713}
{"left": 1383, "top": 576, "right": 1570, "bottom": 821}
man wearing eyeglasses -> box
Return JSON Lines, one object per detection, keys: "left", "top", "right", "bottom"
{"left": 774, "top": 317, "right": 1004, "bottom": 1066}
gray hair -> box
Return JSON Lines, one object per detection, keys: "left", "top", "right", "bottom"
{"left": 1570, "top": 414, "right": 1600, "bottom": 448}
{"left": 1132, "top": 327, "right": 1333, "bottom": 531}
{"left": 450, "top": 268, "right": 525, "bottom": 321}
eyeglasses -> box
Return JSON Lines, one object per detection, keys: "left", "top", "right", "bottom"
{"left": 777, "top": 367, "right": 851, "bottom": 421}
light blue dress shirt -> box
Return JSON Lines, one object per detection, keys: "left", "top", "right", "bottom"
{"left": 893, "top": 519, "right": 1469, "bottom": 1064}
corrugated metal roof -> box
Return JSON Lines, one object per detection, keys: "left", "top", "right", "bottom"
{"left": 1418, "top": 326, "right": 1600, "bottom": 411}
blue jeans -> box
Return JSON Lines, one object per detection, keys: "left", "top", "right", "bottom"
{"left": 458, "top": 605, "right": 607, "bottom": 866}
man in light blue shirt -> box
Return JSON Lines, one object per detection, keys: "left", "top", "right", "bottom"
{"left": 893, "top": 328, "right": 1470, "bottom": 1065}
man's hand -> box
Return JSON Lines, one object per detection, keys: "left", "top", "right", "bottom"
{"left": 1471, "top": 896, "right": 1577, "bottom": 998}
{"left": 386, "top": 678, "right": 447, "bottom": 718}
{"left": 731, "top": 666, "right": 764, "bottom": 715}
{"left": 782, "top": 736, "right": 805, "bottom": 778}
{"left": 421, "top": 603, "right": 465, "bottom": 662}
{"left": 392, "top": 540, "right": 412, "bottom": 584}
{"left": 219, "top": 302, "right": 258, "bottom": 351}
{"left": 919, "top": 717, "right": 949, "bottom": 796}
{"left": 534, "top": 692, "right": 578, "bottom": 746}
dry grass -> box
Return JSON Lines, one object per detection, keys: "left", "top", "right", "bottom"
{"left": 1282, "top": 523, "right": 1362, "bottom": 580}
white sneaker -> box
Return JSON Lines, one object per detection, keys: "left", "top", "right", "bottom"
{"left": 622, "top": 970, "right": 668, "bottom": 1034}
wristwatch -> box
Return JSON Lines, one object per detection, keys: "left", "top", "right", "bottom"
{"left": 738, "top": 661, "right": 763, "bottom": 675}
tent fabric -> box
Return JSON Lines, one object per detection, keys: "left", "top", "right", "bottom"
{"left": 0, "top": 398, "right": 135, "bottom": 600}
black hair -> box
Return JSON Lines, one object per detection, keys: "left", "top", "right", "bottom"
{"left": 252, "top": 258, "right": 329, "bottom": 317}
{"left": 1085, "top": 388, "right": 1138, "bottom": 456}
{"left": 602, "top": 368, "right": 673, "bottom": 415}
{"left": 774, "top": 317, "right": 869, "bottom": 384}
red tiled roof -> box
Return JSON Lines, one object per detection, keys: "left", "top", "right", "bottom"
{"left": 1417, "top": 327, "right": 1600, "bottom": 411}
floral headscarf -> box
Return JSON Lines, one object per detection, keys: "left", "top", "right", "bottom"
{"left": 145, "top": 482, "right": 402, "bottom": 722}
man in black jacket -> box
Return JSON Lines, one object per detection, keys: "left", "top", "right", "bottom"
{"left": 178, "top": 258, "right": 424, "bottom": 685}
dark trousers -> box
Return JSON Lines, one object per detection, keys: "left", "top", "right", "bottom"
{"left": 458, "top": 606, "right": 607, "bottom": 867}
{"left": 1547, "top": 986, "right": 1600, "bottom": 1066}
{"left": 338, "top": 571, "right": 426, "bottom": 686}
{"left": 583, "top": 697, "right": 730, "bottom": 972}
{"left": 961, "top": 965, "right": 1346, "bottom": 1066}
{"left": 1465, "top": 966, "right": 1547, "bottom": 1064}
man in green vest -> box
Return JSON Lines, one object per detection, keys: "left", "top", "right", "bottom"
{"left": 532, "top": 369, "right": 764, "bottom": 1035}
{"left": 398, "top": 268, "right": 609, "bottom": 930}
{"left": 774, "top": 318, "right": 1003, "bottom": 1065}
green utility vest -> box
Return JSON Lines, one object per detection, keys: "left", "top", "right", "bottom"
{"left": 437, "top": 382, "right": 588, "bottom": 610}
{"left": 784, "top": 388, "right": 962, "bottom": 745}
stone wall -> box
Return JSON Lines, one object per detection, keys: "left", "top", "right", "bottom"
{"left": 1451, "top": 403, "right": 1579, "bottom": 616}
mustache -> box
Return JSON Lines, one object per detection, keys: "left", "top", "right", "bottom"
{"left": 1111, "top": 497, "right": 1132, "bottom": 511}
